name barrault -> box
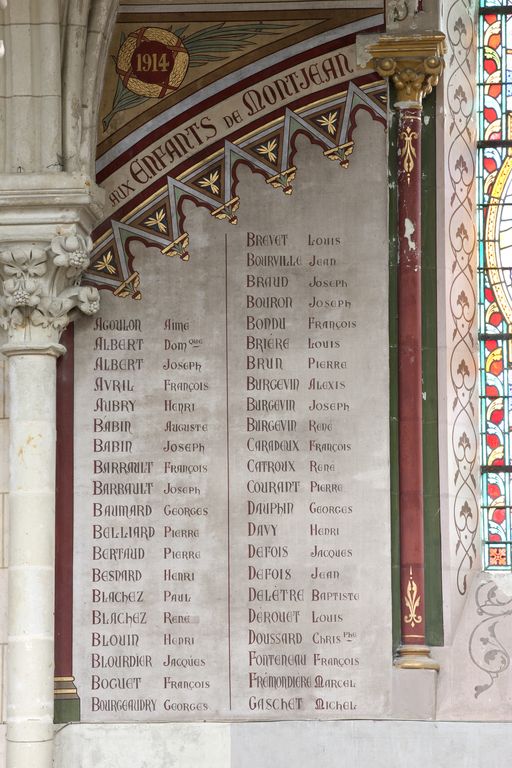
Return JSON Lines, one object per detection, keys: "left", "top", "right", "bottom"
{"left": 93, "top": 481, "right": 154, "bottom": 495}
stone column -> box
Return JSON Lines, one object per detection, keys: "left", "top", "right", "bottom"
{"left": 368, "top": 35, "right": 445, "bottom": 669}
{"left": 0, "top": 174, "right": 101, "bottom": 768}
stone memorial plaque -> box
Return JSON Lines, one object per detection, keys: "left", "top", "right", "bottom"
{"left": 73, "top": 122, "right": 392, "bottom": 721}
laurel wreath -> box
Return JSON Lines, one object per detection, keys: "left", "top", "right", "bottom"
{"left": 103, "top": 22, "right": 294, "bottom": 131}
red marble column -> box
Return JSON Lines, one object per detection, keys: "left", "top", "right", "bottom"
{"left": 397, "top": 107, "right": 426, "bottom": 648}
{"left": 365, "top": 37, "right": 445, "bottom": 668}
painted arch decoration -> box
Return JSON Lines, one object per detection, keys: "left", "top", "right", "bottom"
{"left": 87, "top": 80, "right": 386, "bottom": 300}
{"left": 87, "top": 6, "right": 386, "bottom": 299}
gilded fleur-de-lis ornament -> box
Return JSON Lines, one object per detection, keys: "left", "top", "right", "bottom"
{"left": 404, "top": 567, "right": 422, "bottom": 628}
{"left": 399, "top": 125, "right": 418, "bottom": 183}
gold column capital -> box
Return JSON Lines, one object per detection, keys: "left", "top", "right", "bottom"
{"left": 368, "top": 33, "right": 446, "bottom": 107}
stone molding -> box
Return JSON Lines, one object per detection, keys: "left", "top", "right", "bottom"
{"left": 0, "top": 173, "right": 105, "bottom": 228}
{"left": 368, "top": 34, "right": 447, "bottom": 107}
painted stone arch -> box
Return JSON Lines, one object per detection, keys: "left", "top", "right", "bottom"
{"left": 84, "top": 5, "right": 387, "bottom": 296}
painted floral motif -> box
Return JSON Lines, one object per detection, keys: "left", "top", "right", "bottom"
{"left": 256, "top": 139, "right": 279, "bottom": 164}
{"left": 198, "top": 171, "right": 220, "bottom": 195}
{"left": 317, "top": 112, "right": 338, "bottom": 135}
{"left": 95, "top": 251, "right": 116, "bottom": 275}
{"left": 446, "top": 0, "right": 478, "bottom": 592}
{"left": 469, "top": 580, "right": 512, "bottom": 698}
{"left": 144, "top": 209, "right": 168, "bottom": 234}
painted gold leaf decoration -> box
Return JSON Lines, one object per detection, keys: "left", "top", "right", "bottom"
{"left": 144, "top": 208, "right": 168, "bottom": 233}
{"left": 403, "top": 567, "right": 422, "bottom": 628}
{"left": 95, "top": 250, "right": 116, "bottom": 275}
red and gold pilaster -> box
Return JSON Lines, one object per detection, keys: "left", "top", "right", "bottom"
{"left": 54, "top": 325, "right": 80, "bottom": 721}
{"left": 369, "top": 35, "right": 445, "bottom": 669}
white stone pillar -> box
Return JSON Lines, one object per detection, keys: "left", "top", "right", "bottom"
{"left": 4, "top": 348, "right": 62, "bottom": 768}
{"left": 0, "top": 175, "right": 102, "bottom": 768}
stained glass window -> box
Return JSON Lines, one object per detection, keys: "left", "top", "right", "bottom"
{"left": 478, "top": 2, "right": 512, "bottom": 568}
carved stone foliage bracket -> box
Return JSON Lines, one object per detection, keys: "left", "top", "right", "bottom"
{"left": 0, "top": 234, "right": 100, "bottom": 345}
{"left": 368, "top": 34, "right": 447, "bottom": 106}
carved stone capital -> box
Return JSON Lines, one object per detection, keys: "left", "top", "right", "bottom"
{"left": 0, "top": 234, "right": 99, "bottom": 348}
{"left": 368, "top": 34, "right": 446, "bottom": 107}
{"left": 0, "top": 173, "right": 104, "bottom": 352}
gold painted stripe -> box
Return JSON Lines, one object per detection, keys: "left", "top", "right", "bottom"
{"left": 54, "top": 689, "right": 78, "bottom": 696}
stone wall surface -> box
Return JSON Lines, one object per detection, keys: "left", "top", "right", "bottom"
{"left": 53, "top": 720, "right": 512, "bottom": 768}
{"left": 72, "top": 122, "right": 392, "bottom": 725}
